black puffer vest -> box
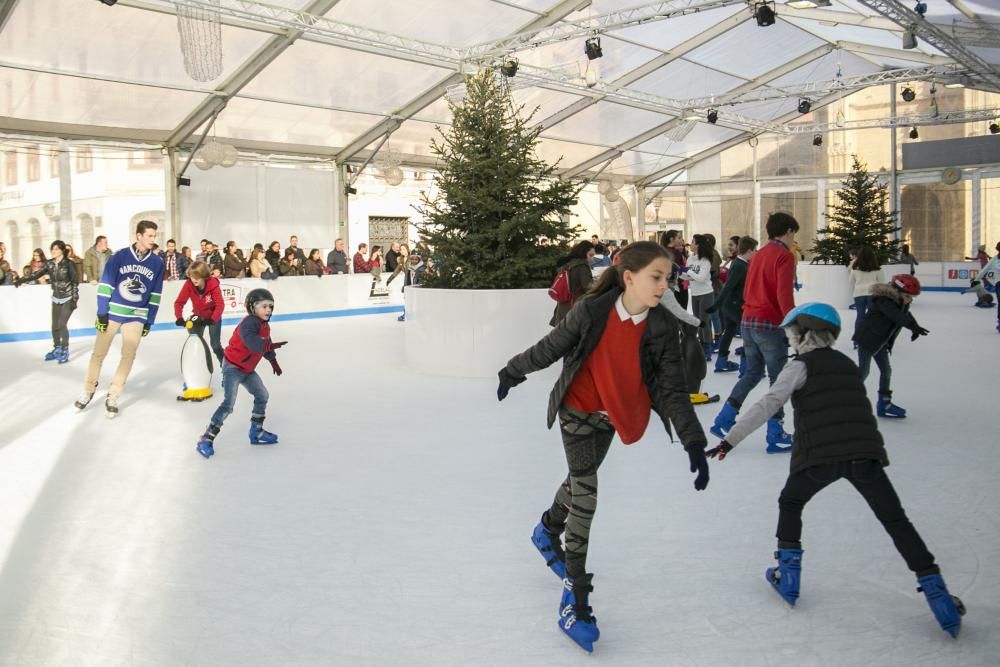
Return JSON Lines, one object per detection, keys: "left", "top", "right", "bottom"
{"left": 789, "top": 347, "right": 888, "bottom": 474}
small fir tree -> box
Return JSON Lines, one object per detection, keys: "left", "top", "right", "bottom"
{"left": 414, "top": 69, "right": 580, "bottom": 289}
{"left": 811, "top": 155, "right": 902, "bottom": 265}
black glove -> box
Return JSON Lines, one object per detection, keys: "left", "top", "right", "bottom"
{"left": 269, "top": 357, "right": 282, "bottom": 376}
{"left": 706, "top": 440, "right": 734, "bottom": 461}
{"left": 175, "top": 317, "right": 186, "bottom": 327}
{"left": 271, "top": 340, "right": 288, "bottom": 350}
{"left": 970, "top": 280, "right": 981, "bottom": 288}
{"left": 497, "top": 367, "right": 526, "bottom": 401}
{"left": 96, "top": 313, "right": 109, "bottom": 333}
{"left": 910, "top": 326, "right": 929, "bottom": 341}
{"left": 142, "top": 324, "right": 151, "bottom": 337}
{"left": 686, "top": 445, "right": 710, "bottom": 491}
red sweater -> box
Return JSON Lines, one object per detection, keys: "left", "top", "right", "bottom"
{"left": 741, "top": 239, "right": 795, "bottom": 325}
{"left": 173, "top": 277, "right": 224, "bottom": 322}
{"left": 564, "top": 308, "right": 652, "bottom": 444}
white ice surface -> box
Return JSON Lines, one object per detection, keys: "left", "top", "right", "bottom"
{"left": 0, "top": 293, "right": 997, "bottom": 666}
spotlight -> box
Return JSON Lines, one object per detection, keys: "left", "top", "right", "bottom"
{"left": 707, "top": 109, "right": 718, "bottom": 124}
{"left": 584, "top": 37, "right": 603, "bottom": 61}
{"left": 914, "top": 1, "right": 927, "bottom": 17}
{"left": 754, "top": 2, "right": 777, "bottom": 27}
{"left": 500, "top": 58, "right": 518, "bottom": 78}
{"left": 990, "top": 122, "right": 999, "bottom": 135}
{"left": 812, "top": 134, "right": 823, "bottom": 146}
{"left": 797, "top": 98, "right": 811, "bottom": 114}
{"left": 909, "top": 127, "right": 919, "bottom": 139}
{"left": 901, "top": 87, "right": 915, "bottom": 102}
{"left": 785, "top": 0, "right": 831, "bottom": 7}
{"left": 345, "top": 185, "right": 357, "bottom": 195}
{"left": 902, "top": 27, "right": 917, "bottom": 49}
{"left": 98, "top": 0, "right": 118, "bottom": 5}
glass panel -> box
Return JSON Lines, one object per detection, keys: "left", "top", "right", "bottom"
{"left": 685, "top": 20, "right": 824, "bottom": 80}
{"left": 900, "top": 181, "right": 969, "bottom": 262}
{"left": 610, "top": 152, "right": 681, "bottom": 178}
{"left": 761, "top": 187, "right": 817, "bottom": 260}
{"left": 635, "top": 124, "right": 741, "bottom": 159}
{"left": 630, "top": 59, "right": 747, "bottom": 101}
{"left": 541, "top": 101, "right": 673, "bottom": 146}
{"left": 606, "top": 5, "right": 746, "bottom": 52}
{"left": 513, "top": 36, "right": 662, "bottom": 83}
{"left": 212, "top": 99, "right": 384, "bottom": 148}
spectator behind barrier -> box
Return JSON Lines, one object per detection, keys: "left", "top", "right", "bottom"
{"left": 353, "top": 243, "right": 371, "bottom": 274}
{"left": 327, "top": 238, "right": 349, "bottom": 274}
{"left": 304, "top": 249, "right": 325, "bottom": 277}
{"left": 279, "top": 247, "right": 304, "bottom": 276}
{"left": 23, "top": 248, "right": 48, "bottom": 285}
{"left": 83, "top": 235, "right": 112, "bottom": 283}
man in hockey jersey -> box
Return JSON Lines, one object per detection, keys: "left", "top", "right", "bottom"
{"left": 76, "top": 220, "right": 165, "bottom": 418}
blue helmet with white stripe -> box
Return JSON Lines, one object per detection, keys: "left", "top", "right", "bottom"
{"left": 780, "top": 302, "right": 841, "bottom": 338}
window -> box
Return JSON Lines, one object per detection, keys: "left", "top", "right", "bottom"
{"left": 49, "top": 148, "right": 60, "bottom": 179}
{"left": 26, "top": 146, "right": 40, "bottom": 182}
{"left": 76, "top": 148, "right": 93, "bottom": 173}
{"left": 5, "top": 151, "right": 18, "bottom": 186}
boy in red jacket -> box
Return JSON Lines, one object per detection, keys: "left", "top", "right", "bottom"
{"left": 196, "top": 288, "right": 286, "bottom": 458}
{"left": 173, "top": 261, "right": 225, "bottom": 363}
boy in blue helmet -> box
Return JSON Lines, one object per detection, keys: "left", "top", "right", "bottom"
{"left": 707, "top": 302, "right": 965, "bottom": 639}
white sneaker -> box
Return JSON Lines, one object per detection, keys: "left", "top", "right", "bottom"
{"left": 105, "top": 394, "right": 119, "bottom": 419}
{"left": 74, "top": 391, "right": 94, "bottom": 410}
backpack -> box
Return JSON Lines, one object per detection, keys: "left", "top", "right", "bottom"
{"left": 548, "top": 268, "right": 573, "bottom": 303}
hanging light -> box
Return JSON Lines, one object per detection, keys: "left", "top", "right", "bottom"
{"left": 812, "top": 134, "right": 823, "bottom": 146}
{"left": 989, "top": 122, "right": 999, "bottom": 135}
{"left": 914, "top": 1, "right": 927, "bottom": 17}
{"left": 707, "top": 109, "right": 718, "bottom": 124}
{"left": 901, "top": 87, "right": 916, "bottom": 102}
{"left": 584, "top": 37, "right": 603, "bottom": 60}
{"left": 384, "top": 166, "right": 404, "bottom": 187}
{"left": 500, "top": 58, "right": 518, "bottom": 78}
{"left": 909, "top": 127, "right": 919, "bottom": 139}
{"left": 754, "top": 2, "right": 777, "bottom": 27}
{"left": 797, "top": 98, "right": 812, "bottom": 114}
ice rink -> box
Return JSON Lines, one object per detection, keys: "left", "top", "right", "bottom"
{"left": 0, "top": 291, "right": 997, "bottom": 666}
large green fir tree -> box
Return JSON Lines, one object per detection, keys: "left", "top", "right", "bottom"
{"left": 414, "top": 69, "right": 580, "bottom": 289}
{"left": 811, "top": 156, "right": 902, "bottom": 265}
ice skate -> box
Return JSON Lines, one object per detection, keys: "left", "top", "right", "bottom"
{"left": 558, "top": 574, "right": 599, "bottom": 652}
{"left": 877, "top": 392, "right": 906, "bottom": 418}
{"left": 44, "top": 346, "right": 61, "bottom": 361}
{"left": 917, "top": 573, "right": 965, "bottom": 638}
{"left": 104, "top": 394, "right": 119, "bottom": 419}
{"left": 765, "top": 548, "right": 802, "bottom": 606}
{"left": 196, "top": 425, "right": 219, "bottom": 459}
{"left": 766, "top": 418, "right": 793, "bottom": 453}
{"left": 713, "top": 353, "right": 739, "bottom": 373}
{"left": 58, "top": 347, "right": 69, "bottom": 364}
{"left": 74, "top": 391, "right": 94, "bottom": 411}
{"left": 531, "top": 513, "right": 566, "bottom": 579}
{"left": 710, "top": 401, "right": 738, "bottom": 439}
{"left": 249, "top": 419, "right": 278, "bottom": 445}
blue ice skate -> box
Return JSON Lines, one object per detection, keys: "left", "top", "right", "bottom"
{"left": 44, "top": 346, "right": 61, "bottom": 361}
{"left": 765, "top": 548, "right": 802, "bottom": 606}
{"left": 917, "top": 573, "right": 965, "bottom": 638}
{"left": 877, "top": 392, "right": 906, "bottom": 418}
{"left": 58, "top": 347, "right": 69, "bottom": 364}
{"left": 766, "top": 418, "right": 793, "bottom": 453}
{"left": 710, "top": 401, "right": 738, "bottom": 439}
{"left": 196, "top": 426, "right": 217, "bottom": 459}
{"left": 558, "top": 575, "right": 599, "bottom": 652}
{"left": 249, "top": 420, "right": 278, "bottom": 445}
{"left": 714, "top": 353, "right": 739, "bottom": 373}
{"left": 531, "top": 516, "right": 566, "bottom": 579}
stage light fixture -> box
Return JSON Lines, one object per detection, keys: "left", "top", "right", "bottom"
{"left": 914, "top": 2, "right": 927, "bottom": 17}
{"left": 797, "top": 98, "right": 811, "bottom": 114}
{"left": 909, "top": 127, "right": 919, "bottom": 139}
{"left": 585, "top": 37, "right": 603, "bottom": 60}
{"left": 901, "top": 87, "right": 915, "bottom": 102}
{"left": 902, "top": 27, "right": 917, "bottom": 49}
{"left": 707, "top": 109, "right": 718, "bottom": 124}
{"left": 785, "top": 0, "right": 831, "bottom": 7}
{"left": 990, "top": 122, "right": 999, "bottom": 135}
{"left": 98, "top": 0, "right": 118, "bottom": 5}
{"left": 755, "top": 2, "right": 777, "bottom": 26}
{"left": 500, "top": 58, "right": 518, "bottom": 78}
{"left": 812, "top": 134, "right": 823, "bottom": 146}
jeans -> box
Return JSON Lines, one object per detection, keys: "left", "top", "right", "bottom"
{"left": 727, "top": 324, "right": 789, "bottom": 419}
{"left": 858, "top": 346, "right": 892, "bottom": 395}
{"left": 210, "top": 360, "right": 269, "bottom": 428}
{"left": 208, "top": 320, "right": 224, "bottom": 364}
{"left": 545, "top": 407, "right": 615, "bottom": 579}
{"left": 853, "top": 295, "right": 872, "bottom": 340}
{"left": 717, "top": 312, "right": 740, "bottom": 356}
{"left": 776, "top": 460, "right": 935, "bottom": 574}
{"left": 51, "top": 300, "right": 76, "bottom": 348}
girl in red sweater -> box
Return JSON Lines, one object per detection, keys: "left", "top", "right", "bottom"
{"left": 173, "top": 260, "right": 225, "bottom": 364}
{"left": 497, "top": 241, "right": 709, "bottom": 653}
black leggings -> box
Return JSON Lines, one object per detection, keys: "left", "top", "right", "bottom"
{"left": 717, "top": 312, "right": 740, "bottom": 356}
{"left": 51, "top": 301, "right": 76, "bottom": 349}
{"left": 545, "top": 407, "right": 615, "bottom": 579}
{"left": 776, "top": 460, "right": 935, "bottom": 574}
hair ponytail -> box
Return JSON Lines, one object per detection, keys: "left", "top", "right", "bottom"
{"left": 581, "top": 240, "right": 670, "bottom": 302}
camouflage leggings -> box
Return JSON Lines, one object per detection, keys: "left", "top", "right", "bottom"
{"left": 546, "top": 406, "right": 615, "bottom": 579}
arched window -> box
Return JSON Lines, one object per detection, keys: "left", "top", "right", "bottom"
{"left": 78, "top": 213, "right": 95, "bottom": 251}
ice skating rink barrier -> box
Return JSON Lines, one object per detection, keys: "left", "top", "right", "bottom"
{"left": 0, "top": 275, "right": 403, "bottom": 343}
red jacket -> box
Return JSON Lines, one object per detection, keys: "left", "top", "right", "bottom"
{"left": 741, "top": 239, "right": 795, "bottom": 325}
{"left": 174, "top": 277, "right": 224, "bottom": 322}
{"left": 224, "top": 316, "right": 275, "bottom": 372}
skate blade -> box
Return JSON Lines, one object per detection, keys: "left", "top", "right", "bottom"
{"left": 559, "top": 623, "right": 596, "bottom": 653}
{"left": 765, "top": 569, "right": 797, "bottom": 606}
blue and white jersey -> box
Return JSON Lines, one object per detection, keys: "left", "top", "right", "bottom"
{"left": 97, "top": 245, "right": 165, "bottom": 325}
{"left": 977, "top": 256, "right": 1000, "bottom": 289}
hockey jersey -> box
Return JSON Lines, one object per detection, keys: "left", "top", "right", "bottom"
{"left": 97, "top": 245, "right": 165, "bottom": 325}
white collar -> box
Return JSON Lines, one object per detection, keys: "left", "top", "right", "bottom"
{"left": 615, "top": 293, "right": 648, "bottom": 324}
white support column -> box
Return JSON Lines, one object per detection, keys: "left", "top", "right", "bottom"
{"left": 971, "top": 169, "right": 982, "bottom": 254}
{"left": 816, "top": 178, "right": 826, "bottom": 240}
{"left": 58, "top": 140, "right": 72, "bottom": 244}
{"left": 165, "top": 148, "right": 180, "bottom": 244}
{"left": 752, "top": 139, "right": 761, "bottom": 241}
{"left": 335, "top": 164, "right": 350, "bottom": 256}
{"left": 634, "top": 185, "right": 644, "bottom": 241}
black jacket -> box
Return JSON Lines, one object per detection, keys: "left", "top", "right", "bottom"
{"left": 505, "top": 287, "right": 707, "bottom": 450}
{"left": 326, "top": 249, "right": 349, "bottom": 274}
{"left": 709, "top": 256, "right": 747, "bottom": 323}
{"left": 852, "top": 283, "right": 921, "bottom": 353}
{"left": 19, "top": 258, "right": 79, "bottom": 302}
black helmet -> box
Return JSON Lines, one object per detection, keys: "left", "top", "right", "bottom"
{"left": 245, "top": 288, "right": 275, "bottom": 316}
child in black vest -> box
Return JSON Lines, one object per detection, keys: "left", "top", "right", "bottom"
{"left": 707, "top": 302, "right": 964, "bottom": 638}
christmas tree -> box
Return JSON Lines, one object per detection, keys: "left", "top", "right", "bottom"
{"left": 414, "top": 69, "right": 580, "bottom": 289}
{"left": 811, "top": 156, "right": 901, "bottom": 265}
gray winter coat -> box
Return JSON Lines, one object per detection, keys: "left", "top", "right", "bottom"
{"left": 504, "top": 287, "right": 707, "bottom": 450}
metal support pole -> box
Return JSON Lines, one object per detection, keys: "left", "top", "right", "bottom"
{"left": 58, "top": 140, "right": 72, "bottom": 243}
{"left": 971, "top": 169, "right": 982, "bottom": 254}
{"left": 751, "top": 138, "right": 761, "bottom": 240}
{"left": 165, "top": 147, "right": 180, "bottom": 243}
{"left": 890, "top": 82, "right": 900, "bottom": 240}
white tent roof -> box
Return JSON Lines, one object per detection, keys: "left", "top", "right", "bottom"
{"left": 2, "top": 0, "right": 999, "bottom": 184}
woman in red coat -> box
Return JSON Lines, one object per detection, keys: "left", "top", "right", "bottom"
{"left": 174, "top": 260, "right": 225, "bottom": 363}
